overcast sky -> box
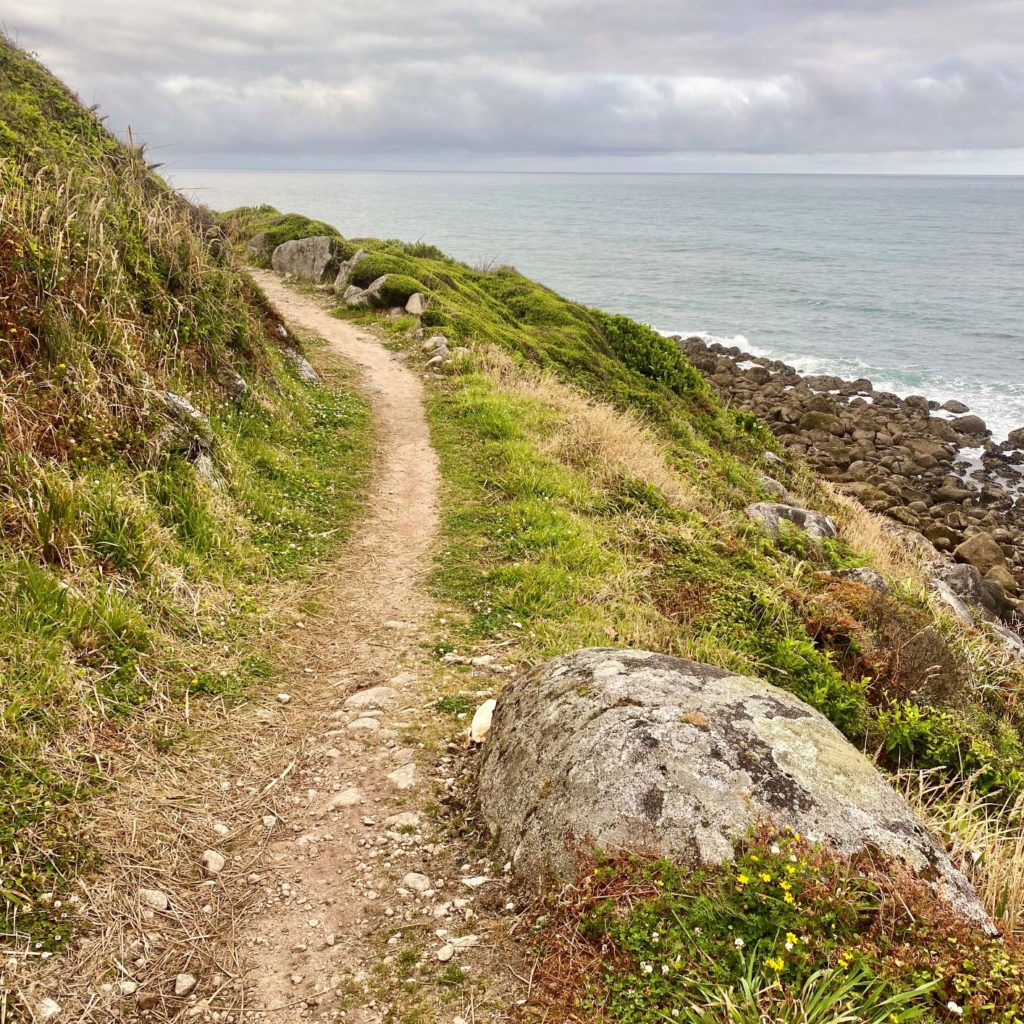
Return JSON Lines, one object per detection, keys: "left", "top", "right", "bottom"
{"left": 5, "top": 0, "right": 1024, "bottom": 172}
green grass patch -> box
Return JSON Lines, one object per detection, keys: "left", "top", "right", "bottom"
{"left": 551, "top": 832, "right": 1021, "bottom": 1023}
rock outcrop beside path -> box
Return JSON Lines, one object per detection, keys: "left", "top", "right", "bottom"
{"left": 479, "top": 648, "right": 996, "bottom": 933}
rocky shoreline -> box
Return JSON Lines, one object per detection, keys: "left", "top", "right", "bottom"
{"left": 674, "top": 334, "right": 1024, "bottom": 600}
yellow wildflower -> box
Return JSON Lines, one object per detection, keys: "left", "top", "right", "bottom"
{"left": 736, "top": 873, "right": 750, "bottom": 885}
{"left": 759, "top": 872, "right": 772, "bottom": 883}
{"left": 765, "top": 956, "right": 784, "bottom": 971}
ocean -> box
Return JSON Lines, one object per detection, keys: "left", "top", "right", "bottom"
{"left": 169, "top": 170, "right": 1024, "bottom": 442}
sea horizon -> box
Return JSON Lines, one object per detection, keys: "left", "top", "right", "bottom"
{"left": 170, "top": 167, "right": 1024, "bottom": 442}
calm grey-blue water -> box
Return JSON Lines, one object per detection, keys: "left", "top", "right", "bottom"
{"left": 171, "top": 170, "right": 1024, "bottom": 441}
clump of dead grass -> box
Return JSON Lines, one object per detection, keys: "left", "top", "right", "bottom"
{"left": 477, "top": 346, "right": 698, "bottom": 512}
{"left": 901, "top": 769, "right": 1024, "bottom": 936}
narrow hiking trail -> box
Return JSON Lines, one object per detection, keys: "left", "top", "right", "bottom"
{"left": 16, "top": 272, "right": 520, "bottom": 1024}
{"left": 236, "top": 271, "right": 444, "bottom": 1020}
{"left": 230, "top": 274, "right": 518, "bottom": 1022}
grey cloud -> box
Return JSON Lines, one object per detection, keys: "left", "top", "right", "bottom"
{"left": 4, "top": 0, "right": 1024, "bottom": 168}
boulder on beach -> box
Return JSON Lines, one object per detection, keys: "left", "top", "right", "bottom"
{"left": 951, "top": 414, "right": 988, "bottom": 437}
{"left": 477, "top": 648, "right": 994, "bottom": 932}
{"left": 955, "top": 531, "right": 1008, "bottom": 576}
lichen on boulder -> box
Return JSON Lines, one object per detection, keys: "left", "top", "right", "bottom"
{"left": 478, "top": 647, "right": 994, "bottom": 932}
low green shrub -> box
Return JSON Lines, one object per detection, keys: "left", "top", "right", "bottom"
{"left": 553, "top": 832, "right": 1023, "bottom": 1023}
{"left": 375, "top": 273, "right": 424, "bottom": 307}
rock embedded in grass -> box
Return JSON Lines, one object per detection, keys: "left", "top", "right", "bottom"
{"left": 137, "top": 887, "right": 170, "bottom": 911}
{"left": 479, "top": 647, "right": 996, "bottom": 933}
{"left": 270, "top": 235, "right": 347, "bottom": 283}
{"left": 744, "top": 501, "right": 837, "bottom": 540}
{"left": 174, "top": 973, "right": 197, "bottom": 997}
{"left": 405, "top": 292, "right": 428, "bottom": 315}
{"left": 201, "top": 849, "right": 226, "bottom": 876}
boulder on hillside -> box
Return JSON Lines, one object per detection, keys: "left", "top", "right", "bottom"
{"left": 745, "top": 502, "right": 837, "bottom": 540}
{"left": 157, "top": 390, "right": 213, "bottom": 456}
{"left": 282, "top": 347, "right": 319, "bottom": 384}
{"left": 247, "top": 232, "right": 271, "bottom": 262}
{"left": 478, "top": 648, "right": 994, "bottom": 932}
{"left": 405, "top": 292, "right": 428, "bottom": 315}
{"left": 271, "top": 236, "right": 346, "bottom": 283}
{"left": 932, "top": 562, "right": 1013, "bottom": 622}
{"left": 344, "top": 274, "right": 389, "bottom": 308}
{"left": 332, "top": 249, "right": 367, "bottom": 293}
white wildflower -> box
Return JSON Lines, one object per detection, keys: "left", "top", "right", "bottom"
{"left": 947, "top": 1003, "right": 963, "bottom": 1017}
{"left": 734, "top": 937, "right": 744, "bottom": 948}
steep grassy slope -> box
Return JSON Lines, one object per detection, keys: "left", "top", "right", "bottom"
{"left": 0, "top": 44, "right": 372, "bottom": 945}
{"left": 223, "top": 209, "right": 1024, "bottom": 1021}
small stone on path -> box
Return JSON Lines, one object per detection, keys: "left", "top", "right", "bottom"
{"left": 384, "top": 811, "right": 420, "bottom": 828}
{"left": 387, "top": 763, "right": 418, "bottom": 789}
{"left": 436, "top": 944, "right": 455, "bottom": 962}
{"left": 347, "top": 717, "right": 381, "bottom": 732}
{"left": 344, "top": 685, "right": 398, "bottom": 711}
{"left": 201, "top": 849, "right": 226, "bottom": 876}
{"left": 174, "top": 974, "right": 197, "bottom": 997}
{"left": 138, "top": 887, "right": 169, "bottom": 911}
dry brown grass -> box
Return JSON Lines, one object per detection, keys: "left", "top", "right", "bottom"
{"left": 2, "top": 555, "right": 362, "bottom": 1021}
{"left": 901, "top": 770, "right": 1024, "bottom": 936}
{"left": 813, "top": 480, "right": 926, "bottom": 584}
{"left": 478, "top": 346, "right": 699, "bottom": 512}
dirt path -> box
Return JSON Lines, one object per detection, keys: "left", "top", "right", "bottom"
{"left": 235, "top": 271, "right": 444, "bottom": 1020}
{"left": 14, "top": 273, "right": 517, "bottom": 1024}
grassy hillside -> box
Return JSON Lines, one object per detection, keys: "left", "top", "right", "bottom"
{"left": 222, "top": 208, "right": 1024, "bottom": 1021}
{"left": 0, "top": 43, "right": 372, "bottom": 946}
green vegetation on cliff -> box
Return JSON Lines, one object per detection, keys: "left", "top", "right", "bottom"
{"left": 220, "top": 206, "right": 1024, "bottom": 1021}
{"left": 0, "top": 42, "right": 372, "bottom": 944}
{"left": 222, "top": 205, "right": 1024, "bottom": 805}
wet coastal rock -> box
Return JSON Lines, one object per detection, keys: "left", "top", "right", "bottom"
{"left": 675, "top": 335, "right": 1024, "bottom": 596}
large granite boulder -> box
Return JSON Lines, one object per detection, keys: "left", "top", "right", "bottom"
{"left": 933, "top": 562, "right": 1013, "bottom": 622}
{"left": 271, "top": 236, "right": 346, "bottom": 283}
{"left": 478, "top": 648, "right": 994, "bottom": 932}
